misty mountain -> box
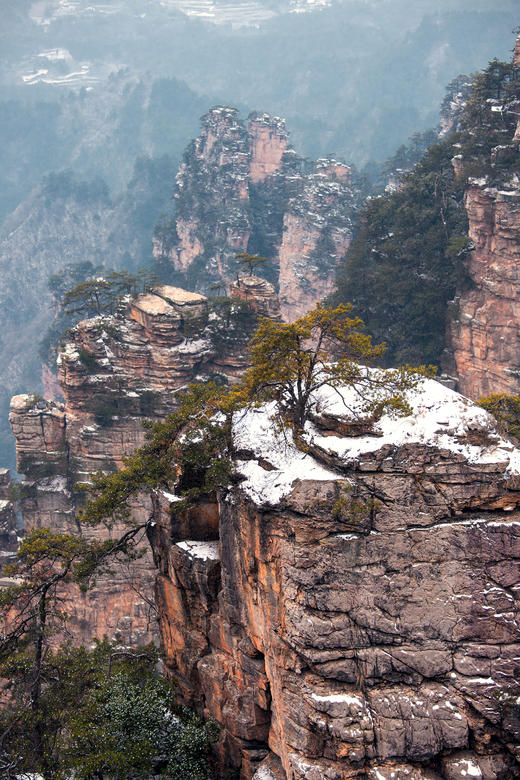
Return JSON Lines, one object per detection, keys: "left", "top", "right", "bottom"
{"left": 0, "top": 0, "right": 517, "bottom": 465}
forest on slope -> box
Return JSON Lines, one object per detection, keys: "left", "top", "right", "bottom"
{"left": 334, "top": 56, "right": 520, "bottom": 369}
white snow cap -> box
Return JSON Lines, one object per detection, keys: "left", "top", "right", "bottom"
{"left": 308, "top": 375, "right": 514, "bottom": 465}
{"left": 232, "top": 374, "right": 519, "bottom": 507}
{"left": 175, "top": 540, "right": 220, "bottom": 561}
{"left": 233, "top": 402, "right": 338, "bottom": 506}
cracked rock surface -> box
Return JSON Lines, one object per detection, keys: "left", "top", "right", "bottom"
{"left": 153, "top": 379, "right": 520, "bottom": 778}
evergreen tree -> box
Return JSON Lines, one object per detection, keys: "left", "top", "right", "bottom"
{"left": 478, "top": 393, "right": 520, "bottom": 441}
{"left": 334, "top": 56, "right": 520, "bottom": 369}
{"left": 233, "top": 304, "right": 429, "bottom": 431}
{"left": 0, "top": 528, "right": 89, "bottom": 773}
{"left": 235, "top": 252, "right": 270, "bottom": 277}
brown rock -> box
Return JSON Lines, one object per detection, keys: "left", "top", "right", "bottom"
{"left": 153, "top": 108, "right": 357, "bottom": 322}
{"left": 9, "top": 279, "right": 282, "bottom": 647}
{"left": 231, "top": 274, "right": 281, "bottom": 319}
{"left": 0, "top": 469, "right": 17, "bottom": 557}
{"left": 249, "top": 114, "right": 289, "bottom": 184}
{"left": 278, "top": 166, "right": 353, "bottom": 322}
{"left": 446, "top": 183, "right": 520, "bottom": 398}
{"left": 514, "top": 32, "right": 520, "bottom": 68}
{"left": 152, "top": 387, "right": 520, "bottom": 778}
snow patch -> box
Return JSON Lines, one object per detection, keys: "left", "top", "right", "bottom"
{"left": 175, "top": 540, "right": 220, "bottom": 561}
{"left": 161, "top": 490, "right": 182, "bottom": 503}
{"left": 231, "top": 372, "right": 520, "bottom": 507}
{"left": 37, "top": 477, "right": 69, "bottom": 494}
{"left": 174, "top": 338, "right": 212, "bottom": 354}
{"left": 233, "top": 403, "right": 338, "bottom": 506}
{"left": 448, "top": 758, "right": 482, "bottom": 778}
{"left": 307, "top": 376, "right": 516, "bottom": 469}
{"left": 311, "top": 692, "right": 364, "bottom": 706}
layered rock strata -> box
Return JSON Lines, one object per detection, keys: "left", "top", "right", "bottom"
{"left": 9, "top": 282, "right": 274, "bottom": 646}
{"left": 278, "top": 160, "right": 353, "bottom": 321}
{"left": 151, "top": 377, "right": 520, "bottom": 779}
{"left": 153, "top": 107, "right": 357, "bottom": 321}
{"left": 446, "top": 178, "right": 520, "bottom": 400}
{"left": 230, "top": 274, "right": 281, "bottom": 320}
{"left": 445, "top": 33, "right": 520, "bottom": 399}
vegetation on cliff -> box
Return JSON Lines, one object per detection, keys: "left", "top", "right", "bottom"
{"left": 78, "top": 304, "right": 428, "bottom": 526}
{"left": 334, "top": 137, "right": 470, "bottom": 367}
{"left": 236, "top": 303, "right": 429, "bottom": 431}
{"left": 478, "top": 393, "right": 520, "bottom": 441}
{"left": 0, "top": 526, "right": 217, "bottom": 779}
{"left": 334, "top": 56, "right": 520, "bottom": 369}
{"left": 0, "top": 626, "right": 216, "bottom": 779}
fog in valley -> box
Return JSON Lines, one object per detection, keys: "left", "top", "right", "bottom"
{"left": 0, "top": 0, "right": 517, "bottom": 468}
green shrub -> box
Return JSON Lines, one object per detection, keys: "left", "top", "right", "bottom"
{"left": 478, "top": 393, "right": 520, "bottom": 441}
{"left": 78, "top": 348, "right": 101, "bottom": 374}
{"left": 84, "top": 393, "right": 127, "bottom": 427}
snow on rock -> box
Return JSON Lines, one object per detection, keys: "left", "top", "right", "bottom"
{"left": 233, "top": 402, "right": 338, "bottom": 506}
{"left": 444, "top": 756, "right": 483, "bottom": 778}
{"left": 232, "top": 374, "right": 519, "bottom": 507}
{"left": 307, "top": 375, "right": 516, "bottom": 468}
{"left": 311, "top": 692, "right": 364, "bottom": 706}
{"left": 175, "top": 540, "right": 220, "bottom": 561}
{"left": 161, "top": 490, "right": 183, "bottom": 503}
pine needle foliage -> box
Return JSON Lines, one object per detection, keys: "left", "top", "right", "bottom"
{"left": 0, "top": 637, "right": 216, "bottom": 779}
{"left": 235, "top": 252, "right": 270, "bottom": 276}
{"left": 78, "top": 381, "right": 235, "bottom": 530}
{"left": 334, "top": 56, "right": 520, "bottom": 368}
{"left": 78, "top": 304, "right": 430, "bottom": 525}
{"left": 478, "top": 393, "right": 520, "bottom": 442}
{"left": 231, "top": 303, "right": 431, "bottom": 431}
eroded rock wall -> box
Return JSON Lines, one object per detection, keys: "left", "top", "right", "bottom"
{"left": 153, "top": 108, "right": 357, "bottom": 321}
{"left": 0, "top": 469, "right": 17, "bottom": 559}
{"left": 9, "top": 282, "right": 275, "bottom": 646}
{"left": 445, "top": 32, "right": 520, "bottom": 400}
{"left": 152, "top": 381, "right": 520, "bottom": 779}
{"left": 446, "top": 182, "right": 520, "bottom": 399}
{"left": 279, "top": 161, "right": 353, "bottom": 322}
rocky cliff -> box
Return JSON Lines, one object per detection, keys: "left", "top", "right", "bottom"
{"left": 0, "top": 157, "right": 177, "bottom": 471}
{"left": 445, "top": 33, "right": 520, "bottom": 400}
{"left": 446, "top": 181, "right": 520, "bottom": 399}
{"left": 9, "top": 280, "right": 275, "bottom": 646}
{"left": 151, "top": 377, "right": 520, "bottom": 779}
{"left": 153, "top": 108, "right": 358, "bottom": 322}
{"left": 0, "top": 469, "right": 17, "bottom": 561}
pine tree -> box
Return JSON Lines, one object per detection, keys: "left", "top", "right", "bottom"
{"left": 235, "top": 252, "right": 269, "bottom": 276}
{"left": 233, "top": 303, "right": 428, "bottom": 432}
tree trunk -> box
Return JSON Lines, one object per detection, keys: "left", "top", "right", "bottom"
{"left": 30, "top": 586, "right": 48, "bottom": 765}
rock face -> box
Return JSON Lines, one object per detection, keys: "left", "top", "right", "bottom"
{"left": 230, "top": 274, "right": 282, "bottom": 320}
{"left": 9, "top": 281, "right": 277, "bottom": 646}
{"left": 153, "top": 107, "right": 357, "bottom": 322}
{"left": 445, "top": 33, "right": 520, "bottom": 400}
{"left": 0, "top": 159, "right": 178, "bottom": 471}
{"left": 278, "top": 161, "right": 353, "bottom": 322}
{"left": 249, "top": 113, "right": 289, "bottom": 184}
{"left": 446, "top": 182, "right": 520, "bottom": 399}
{"left": 151, "top": 377, "right": 520, "bottom": 779}
{"left": 0, "top": 469, "right": 17, "bottom": 559}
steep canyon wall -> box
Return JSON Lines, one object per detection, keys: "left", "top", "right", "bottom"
{"left": 445, "top": 32, "right": 520, "bottom": 400}
{"left": 446, "top": 181, "right": 520, "bottom": 399}
{"left": 8, "top": 280, "right": 277, "bottom": 646}
{"left": 151, "top": 381, "right": 520, "bottom": 780}
{"left": 153, "top": 108, "right": 357, "bottom": 322}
